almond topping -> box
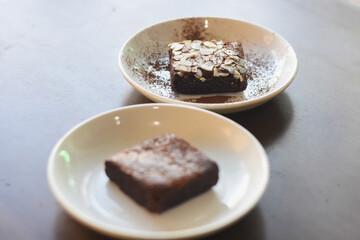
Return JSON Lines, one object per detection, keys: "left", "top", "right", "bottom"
{"left": 195, "top": 69, "right": 203, "bottom": 79}
{"left": 175, "top": 65, "right": 190, "bottom": 72}
{"left": 171, "top": 43, "right": 184, "bottom": 51}
{"left": 220, "top": 64, "right": 235, "bottom": 74}
{"left": 234, "top": 69, "right": 241, "bottom": 79}
{"left": 218, "top": 72, "right": 229, "bottom": 77}
{"left": 204, "top": 41, "right": 217, "bottom": 48}
{"left": 239, "top": 58, "right": 245, "bottom": 66}
{"left": 224, "top": 49, "right": 237, "bottom": 56}
{"left": 229, "top": 55, "right": 240, "bottom": 61}
{"left": 237, "top": 65, "right": 246, "bottom": 74}
{"left": 202, "top": 56, "right": 210, "bottom": 61}
{"left": 195, "top": 56, "right": 202, "bottom": 63}
{"left": 191, "top": 41, "right": 201, "bottom": 49}
{"left": 212, "top": 57, "right": 222, "bottom": 67}
{"left": 200, "top": 61, "right": 214, "bottom": 71}
{"left": 213, "top": 67, "right": 219, "bottom": 77}
{"left": 179, "top": 56, "right": 188, "bottom": 64}
{"left": 188, "top": 52, "right": 198, "bottom": 58}
{"left": 184, "top": 42, "right": 192, "bottom": 49}
{"left": 183, "top": 60, "right": 193, "bottom": 66}
{"left": 224, "top": 58, "right": 234, "bottom": 65}
{"left": 200, "top": 48, "right": 214, "bottom": 55}
{"left": 191, "top": 67, "right": 198, "bottom": 73}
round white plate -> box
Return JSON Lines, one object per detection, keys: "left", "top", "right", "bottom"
{"left": 47, "top": 104, "right": 269, "bottom": 239}
{"left": 119, "top": 17, "right": 298, "bottom": 114}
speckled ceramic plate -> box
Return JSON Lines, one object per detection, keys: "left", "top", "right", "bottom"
{"left": 118, "top": 17, "right": 298, "bottom": 114}
{"left": 47, "top": 104, "right": 269, "bottom": 239}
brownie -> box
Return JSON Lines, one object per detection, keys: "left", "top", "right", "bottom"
{"left": 105, "top": 133, "right": 219, "bottom": 213}
{"left": 168, "top": 40, "right": 247, "bottom": 94}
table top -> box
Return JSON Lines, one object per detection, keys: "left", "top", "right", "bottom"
{"left": 1, "top": 0, "right": 359, "bottom": 239}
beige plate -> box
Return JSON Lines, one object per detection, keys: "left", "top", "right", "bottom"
{"left": 119, "top": 17, "right": 298, "bottom": 114}
{"left": 47, "top": 104, "right": 269, "bottom": 239}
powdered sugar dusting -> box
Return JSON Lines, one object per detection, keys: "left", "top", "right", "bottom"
{"left": 127, "top": 46, "right": 279, "bottom": 104}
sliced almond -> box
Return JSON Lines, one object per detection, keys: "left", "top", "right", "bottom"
{"left": 191, "top": 41, "right": 201, "bottom": 49}
{"left": 224, "top": 49, "right": 237, "bottom": 56}
{"left": 172, "top": 43, "right": 184, "bottom": 51}
{"left": 182, "top": 47, "right": 190, "bottom": 53}
{"left": 204, "top": 41, "right": 217, "bottom": 48}
{"left": 195, "top": 69, "right": 203, "bottom": 79}
{"left": 200, "top": 48, "right": 214, "bottom": 55}
{"left": 218, "top": 72, "right": 229, "bottom": 77}
{"left": 229, "top": 55, "right": 240, "bottom": 61}
{"left": 188, "top": 52, "right": 198, "bottom": 58}
{"left": 179, "top": 56, "right": 188, "bottom": 64}
{"left": 239, "top": 75, "right": 244, "bottom": 82}
{"left": 191, "top": 66, "right": 198, "bottom": 73}
{"left": 175, "top": 65, "right": 190, "bottom": 72}
{"left": 173, "top": 55, "right": 182, "bottom": 60}
{"left": 184, "top": 42, "right": 192, "bottom": 49}
{"left": 220, "top": 64, "right": 235, "bottom": 74}
{"left": 224, "top": 58, "right": 234, "bottom": 65}
{"left": 202, "top": 56, "right": 210, "bottom": 61}
{"left": 183, "top": 60, "right": 193, "bottom": 66}
{"left": 172, "top": 62, "right": 180, "bottom": 67}
{"left": 218, "top": 50, "right": 227, "bottom": 57}
{"left": 237, "top": 65, "right": 246, "bottom": 74}
{"left": 200, "top": 61, "right": 214, "bottom": 71}
{"left": 239, "top": 58, "right": 245, "bottom": 66}
{"left": 212, "top": 57, "right": 222, "bottom": 67}
{"left": 234, "top": 69, "right": 241, "bottom": 79}
{"left": 213, "top": 67, "right": 219, "bottom": 77}
{"left": 199, "top": 77, "right": 206, "bottom": 82}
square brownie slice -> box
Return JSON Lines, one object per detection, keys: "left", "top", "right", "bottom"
{"left": 105, "top": 133, "right": 219, "bottom": 213}
{"left": 168, "top": 40, "right": 247, "bottom": 94}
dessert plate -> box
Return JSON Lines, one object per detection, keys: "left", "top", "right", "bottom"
{"left": 47, "top": 104, "right": 269, "bottom": 239}
{"left": 119, "top": 17, "right": 298, "bottom": 114}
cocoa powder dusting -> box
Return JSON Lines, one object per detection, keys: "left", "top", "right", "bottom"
{"left": 128, "top": 49, "right": 278, "bottom": 103}
{"left": 243, "top": 51, "right": 277, "bottom": 99}
{"left": 124, "top": 19, "right": 279, "bottom": 104}
{"left": 179, "top": 18, "right": 209, "bottom": 40}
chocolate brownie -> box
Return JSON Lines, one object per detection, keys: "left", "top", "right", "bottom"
{"left": 168, "top": 40, "right": 247, "bottom": 94}
{"left": 105, "top": 133, "right": 219, "bottom": 213}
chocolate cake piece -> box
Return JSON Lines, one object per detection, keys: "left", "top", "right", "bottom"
{"left": 168, "top": 40, "right": 247, "bottom": 94}
{"left": 105, "top": 133, "right": 219, "bottom": 213}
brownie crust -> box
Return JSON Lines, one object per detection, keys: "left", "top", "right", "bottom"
{"left": 168, "top": 40, "right": 247, "bottom": 94}
{"left": 105, "top": 133, "right": 219, "bottom": 213}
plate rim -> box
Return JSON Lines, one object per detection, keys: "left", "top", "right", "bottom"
{"left": 47, "top": 103, "right": 270, "bottom": 239}
{"left": 118, "top": 16, "right": 298, "bottom": 113}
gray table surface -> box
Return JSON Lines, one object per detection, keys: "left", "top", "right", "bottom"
{"left": 1, "top": 0, "right": 360, "bottom": 239}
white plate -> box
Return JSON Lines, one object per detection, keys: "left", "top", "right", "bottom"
{"left": 47, "top": 104, "right": 269, "bottom": 239}
{"left": 118, "top": 17, "right": 298, "bottom": 114}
